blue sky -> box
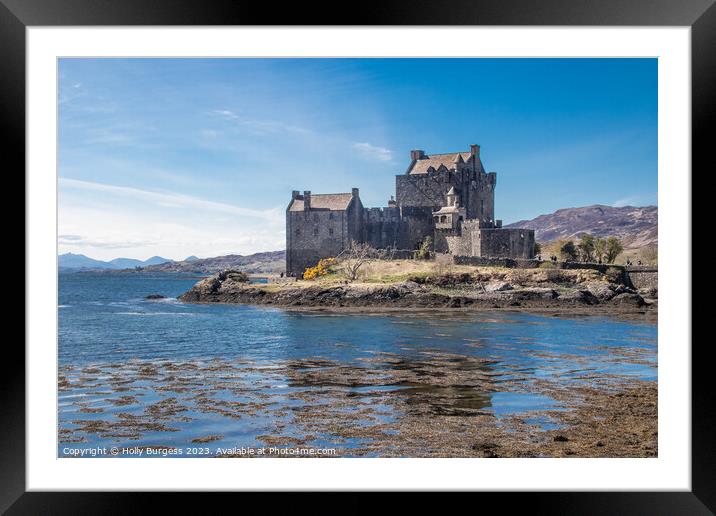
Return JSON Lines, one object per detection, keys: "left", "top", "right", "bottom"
{"left": 58, "top": 58, "right": 657, "bottom": 260}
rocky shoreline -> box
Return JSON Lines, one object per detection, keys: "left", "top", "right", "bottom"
{"left": 178, "top": 269, "right": 657, "bottom": 320}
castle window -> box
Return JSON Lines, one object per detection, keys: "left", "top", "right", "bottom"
{"left": 329, "top": 228, "right": 334, "bottom": 236}
{"left": 433, "top": 216, "right": 439, "bottom": 222}
{"left": 295, "top": 229, "right": 301, "bottom": 236}
{"left": 440, "top": 215, "right": 447, "bottom": 223}
{"left": 313, "top": 228, "right": 319, "bottom": 236}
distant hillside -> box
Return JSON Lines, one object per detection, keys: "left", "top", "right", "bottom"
{"left": 108, "top": 256, "right": 172, "bottom": 269}
{"left": 142, "top": 250, "right": 285, "bottom": 274}
{"left": 59, "top": 253, "right": 172, "bottom": 270}
{"left": 506, "top": 205, "right": 657, "bottom": 249}
{"left": 59, "top": 253, "right": 115, "bottom": 269}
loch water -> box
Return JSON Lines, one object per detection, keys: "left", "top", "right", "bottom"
{"left": 58, "top": 272, "right": 657, "bottom": 457}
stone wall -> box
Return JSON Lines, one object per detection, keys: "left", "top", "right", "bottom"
{"left": 625, "top": 267, "right": 658, "bottom": 292}
{"left": 434, "top": 227, "right": 454, "bottom": 254}
{"left": 452, "top": 256, "right": 533, "bottom": 268}
{"left": 396, "top": 172, "right": 453, "bottom": 210}
{"left": 465, "top": 172, "right": 496, "bottom": 222}
{"left": 478, "top": 228, "right": 535, "bottom": 259}
{"left": 346, "top": 192, "right": 364, "bottom": 247}
{"left": 447, "top": 223, "right": 535, "bottom": 260}
{"left": 452, "top": 256, "right": 631, "bottom": 274}
{"left": 395, "top": 168, "right": 495, "bottom": 222}
{"left": 396, "top": 206, "right": 434, "bottom": 250}
{"left": 364, "top": 206, "right": 401, "bottom": 249}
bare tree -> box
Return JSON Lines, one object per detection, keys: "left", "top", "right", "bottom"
{"left": 338, "top": 241, "right": 379, "bottom": 281}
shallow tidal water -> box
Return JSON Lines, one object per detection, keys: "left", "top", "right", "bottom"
{"left": 58, "top": 272, "right": 657, "bottom": 458}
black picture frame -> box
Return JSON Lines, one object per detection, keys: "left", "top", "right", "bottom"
{"left": 4, "top": 0, "right": 709, "bottom": 511}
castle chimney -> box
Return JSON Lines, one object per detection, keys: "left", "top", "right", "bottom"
{"left": 470, "top": 144, "right": 480, "bottom": 157}
{"left": 410, "top": 149, "right": 425, "bottom": 161}
{"left": 303, "top": 190, "right": 311, "bottom": 210}
{"left": 388, "top": 195, "right": 396, "bottom": 207}
{"left": 292, "top": 190, "right": 300, "bottom": 199}
{"left": 352, "top": 187, "right": 359, "bottom": 198}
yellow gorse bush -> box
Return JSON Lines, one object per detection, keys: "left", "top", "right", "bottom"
{"left": 302, "top": 257, "right": 337, "bottom": 280}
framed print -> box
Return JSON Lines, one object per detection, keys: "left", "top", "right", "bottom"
{"left": 5, "top": 0, "right": 712, "bottom": 511}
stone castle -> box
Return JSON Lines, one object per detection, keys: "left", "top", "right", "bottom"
{"left": 286, "top": 144, "right": 535, "bottom": 276}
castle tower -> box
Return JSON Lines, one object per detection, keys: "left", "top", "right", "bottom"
{"left": 432, "top": 186, "right": 466, "bottom": 253}
{"left": 446, "top": 186, "right": 459, "bottom": 207}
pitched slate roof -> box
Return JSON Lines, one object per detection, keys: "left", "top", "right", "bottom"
{"left": 409, "top": 152, "right": 472, "bottom": 174}
{"left": 288, "top": 193, "right": 354, "bottom": 211}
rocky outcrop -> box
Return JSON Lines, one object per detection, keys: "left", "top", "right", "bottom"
{"left": 179, "top": 271, "right": 652, "bottom": 315}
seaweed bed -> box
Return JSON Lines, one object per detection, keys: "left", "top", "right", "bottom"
{"left": 58, "top": 351, "right": 656, "bottom": 458}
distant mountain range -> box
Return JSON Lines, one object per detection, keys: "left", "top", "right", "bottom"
{"left": 59, "top": 253, "right": 173, "bottom": 270}
{"left": 506, "top": 205, "right": 657, "bottom": 249}
{"left": 59, "top": 251, "right": 285, "bottom": 274}
{"left": 142, "top": 251, "right": 285, "bottom": 274}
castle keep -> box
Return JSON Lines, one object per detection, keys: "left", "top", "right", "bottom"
{"left": 286, "top": 144, "right": 535, "bottom": 276}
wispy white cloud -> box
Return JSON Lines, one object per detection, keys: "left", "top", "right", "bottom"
{"left": 60, "top": 178, "right": 283, "bottom": 223}
{"left": 612, "top": 193, "right": 656, "bottom": 207}
{"left": 210, "top": 109, "right": 311, "bottom": 136}
{"left": 58, "top": 179, "right": 285, "bottom": 260}
{"left": 82, "top": 127, "right": 136, "bottom": 145}
{"left": 200, "top": 128, "right": 221, "bottom": 139}
{"left": 353, "top": 142, "right": 393, "bottom": 162}
{"left": 59, "top": 84, "right": 88, "bottom": 105}
{"left": 58, "top": 234, "right": 158, "bottom": 249}
{"left": 613, "top": 196, "right": 639, "bottom": 207}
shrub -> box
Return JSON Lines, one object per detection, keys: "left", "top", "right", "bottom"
{"left": 559, "top": 240, "right": 578, "bottom": 261}
{"left": 604, "top": 236, "right": 624, "bottom": 264}
{"left": 594, "top": 238, "right": 606, "bottom": 263}
{"left": 302, "top": 257, "right": 336, "bottom": 280}
{"left": 577, "top": 233, "right": 596, "bottom": 262}
{"left": 509, "top": 269, "right": 531, "bottom": 285}
{"left": 413, "top": 237, "right": 433, "bottom": 260}
{"left": 544, "top": 269, "right": 568, "bottom": 283}
{"left": 406, "top": 273, "right": 429, "bottom": 284}
{"left": 538, "top": 261, "right": 558, "bottom": 269}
